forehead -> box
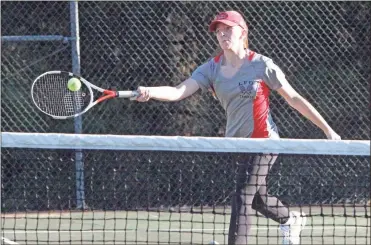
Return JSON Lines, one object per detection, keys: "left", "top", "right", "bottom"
{"left": 215, "top": 22, "right": 232, "bottom": 30}
{"left": 215, "top": 22, "right": 244, "bottom": 33}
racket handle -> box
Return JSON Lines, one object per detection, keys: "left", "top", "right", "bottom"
{"left": 117, "top": 90, "right": 139, "bottom": 100}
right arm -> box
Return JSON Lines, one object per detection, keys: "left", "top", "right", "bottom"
{"left": 136, "top": 78, "right": 200, "bottom": 102}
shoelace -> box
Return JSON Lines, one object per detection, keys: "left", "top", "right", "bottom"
{"left": 280, "top": 215, "right": 298, "bottom": 237}
{"left": 280, "top": 225, "right": 290, "bottom": 237}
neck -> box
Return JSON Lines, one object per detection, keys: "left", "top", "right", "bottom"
{"left": 222, "top": 47, "right": 247, "bottom": 67}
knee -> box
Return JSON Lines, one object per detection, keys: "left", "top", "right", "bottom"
{"left": 240, "top": 186, "right": 257, "bottom": 205}
{"left": 252, "top": 192, "right": 264, "bottom": 210}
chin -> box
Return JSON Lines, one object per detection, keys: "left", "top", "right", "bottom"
{"left": 220, "top": 45, "right": 232, "bottom": 50}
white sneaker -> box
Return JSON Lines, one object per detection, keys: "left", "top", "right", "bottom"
{"left": 280, "top": 211, "right": 307, "bottom": 244}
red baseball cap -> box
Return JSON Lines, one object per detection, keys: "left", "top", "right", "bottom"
{"left": 209, "top": 11, "right": 248, "bottom": 32}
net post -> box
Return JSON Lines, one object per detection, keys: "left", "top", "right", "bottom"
{"left": 70, "top": 0, "right": 87, "bottom": 210}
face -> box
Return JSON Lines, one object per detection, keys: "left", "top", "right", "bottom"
{"left": 215, "top": 23, "right": 245, "bottom": 51}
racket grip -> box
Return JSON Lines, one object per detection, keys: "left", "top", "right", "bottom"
{"left": 118, "top": 90, "right": 139, "bottom": 100}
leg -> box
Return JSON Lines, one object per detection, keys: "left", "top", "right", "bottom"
{"left": 228, "top": 155, "right": 250, "bottom": 245}
{"left": 251, "top": 154, "right": 290, "bottom": 224}
{"left": 228, "top": 154, "right": 277, "bottom": 245}
{"left": 251, "top": 157, "right": 307, "bottom": 245}
{"left": 252, "top": 183, "right": 290, "bottom": 224}
{"left": 228, "top": 189, "right": 241, "bottom": 245}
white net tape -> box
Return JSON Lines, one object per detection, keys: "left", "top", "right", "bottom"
{"left": 2, "top": 132, "right": 369, "bottom": 156}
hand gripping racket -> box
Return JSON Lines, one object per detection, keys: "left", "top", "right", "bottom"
{"left": 31, "top": 71, "right": 138, "bottom": 119}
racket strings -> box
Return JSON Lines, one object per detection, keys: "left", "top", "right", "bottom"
{"left": 32, "top": 74, "right": 90, "bottom": 117}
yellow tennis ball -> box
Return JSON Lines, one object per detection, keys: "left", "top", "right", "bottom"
{"left": 67, "top": 78, "right": 81, "bottom": 91}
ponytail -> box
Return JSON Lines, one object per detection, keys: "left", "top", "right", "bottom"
{"left": 243, "top": 35, "right": 248, "bottom": 49}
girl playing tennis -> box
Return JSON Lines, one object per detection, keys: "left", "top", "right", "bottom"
{"left": 135, "top": 10, "right": 341, "bottom": 245}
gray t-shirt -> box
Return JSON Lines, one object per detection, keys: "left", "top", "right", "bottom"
{"left": 191, "top": 50, "right": 285, "bottom": 138}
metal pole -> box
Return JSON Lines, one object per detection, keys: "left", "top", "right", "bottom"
{"left": 1, "top": 35, "right": 72, "bottom": 42}
{"left": 69, "top": 0, "right": 86, "bottom": 210}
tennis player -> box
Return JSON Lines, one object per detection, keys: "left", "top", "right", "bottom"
{"left": 135, "top": 10, "right": 341, "bottom": 245}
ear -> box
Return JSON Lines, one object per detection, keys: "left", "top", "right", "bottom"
{"left": 239, "top": 29, "right": 247, "bottom": 40}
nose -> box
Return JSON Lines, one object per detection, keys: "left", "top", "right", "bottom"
{"left": 218, "top": 30, "right": 226, "bottom": 36}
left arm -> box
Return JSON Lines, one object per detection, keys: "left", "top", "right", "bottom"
{"left": 276, "top": 82, "right": 341, "bottom": 140}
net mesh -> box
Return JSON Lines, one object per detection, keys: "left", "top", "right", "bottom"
{"left": 1, "top": 133, "right": 370, "bottom": 244}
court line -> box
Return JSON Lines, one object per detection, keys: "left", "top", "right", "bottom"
{"left": 1, "top": 236, "right": 19, "bottom": 245}
{"left": 1, "top": 226, "right": 368, "bottom": 234}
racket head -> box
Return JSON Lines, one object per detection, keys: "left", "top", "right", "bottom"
{"left": 31, "top": 71, "right": 93, "bottom": 119}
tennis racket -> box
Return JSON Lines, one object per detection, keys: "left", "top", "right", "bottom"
{"left": 31, "top": 71, "right": 139, "bottom": 119}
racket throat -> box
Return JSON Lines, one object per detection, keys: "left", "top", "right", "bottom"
{"left": 96, "top": 90, "right": 118, "bottom": 103}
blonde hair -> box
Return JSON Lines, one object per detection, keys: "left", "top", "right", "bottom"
{"left": 243, "top": 34, "right": 248, "bottom": 49}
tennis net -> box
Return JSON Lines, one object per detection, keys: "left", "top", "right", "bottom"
{"left": 1, "top": 132, "right": 370, "bottom": 244}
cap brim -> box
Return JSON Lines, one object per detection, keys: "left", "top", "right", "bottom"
{"left": 209, "top": 20, "right": 238, "bottom": 32}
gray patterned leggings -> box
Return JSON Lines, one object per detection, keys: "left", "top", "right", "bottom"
{"left": 228, "top": 154, "right": 290, "bottom": 245}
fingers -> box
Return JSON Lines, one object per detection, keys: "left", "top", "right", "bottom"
{"left": 326, "top": 130, "right": 341, "bottom": 140}
{"left": 135, "top": 86, "right": 151, "bottom": 102}
{"left": 331, "top": 132, "right": 341, "bottom": 140}
{"left": 331, "top": 134, "right": 341, "bottom": 140}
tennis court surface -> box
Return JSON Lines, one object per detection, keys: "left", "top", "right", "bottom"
{"left": 2, "top": 205, "right": 370, "bottom": 244}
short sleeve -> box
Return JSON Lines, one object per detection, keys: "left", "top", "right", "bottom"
{"left": 263, "top": 60, "right": 287, "bottom": 90}
{"left": 191, "top": 60, "right": 213, "bottom": 92}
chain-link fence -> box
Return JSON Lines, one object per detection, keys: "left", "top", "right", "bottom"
{"left": 1, "top": 2, "right": 370, "bottom": 211}
{"left": 1, "top": 2, "right": 73, "bottom": 133}
{"left": 2, "top": 1, "right": 370, "bottom": 139}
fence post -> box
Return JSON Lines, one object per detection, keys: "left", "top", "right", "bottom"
{"left": 69, "top": 0, "right": 86, "bottom": 210}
